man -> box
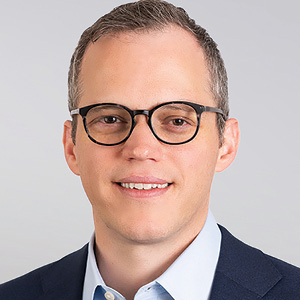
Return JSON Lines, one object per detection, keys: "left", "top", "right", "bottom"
{"left": 1, "top": 0, "right": 299, "bottom": 299}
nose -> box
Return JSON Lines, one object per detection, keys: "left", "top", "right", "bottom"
{"left": 121, "top": 115, "right": 163, "bottom": 162}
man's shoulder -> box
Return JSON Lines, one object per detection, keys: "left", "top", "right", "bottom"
{"left": 264, "top": 252, "right": 300, "bottom": 296}
{"left": 218, "top": 224, "right": 300, "bottom": 276}
{"left": 211, "top": 225, "right": 300, "bottom": 299}
{"left": 0, "top": 244, "right": 88, "bottom": 300}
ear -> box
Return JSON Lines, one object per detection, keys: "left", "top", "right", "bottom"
{"left": 215, "top": 118, "right": 240, "bottom": 173}
{"left": 63, "top": 120, "right": 80, "bottom": 175}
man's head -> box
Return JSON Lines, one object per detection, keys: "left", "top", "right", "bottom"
{"left": 63, "top": 0, "right": 239, "bottom": 245}
{"left": 68, "top": 0, "right": 229, "bottom": 145}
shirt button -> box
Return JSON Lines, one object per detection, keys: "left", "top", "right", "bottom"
{"left": 104, "top": 291, "right": 115, "bottom": 300}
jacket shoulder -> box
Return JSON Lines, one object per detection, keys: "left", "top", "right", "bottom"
{"left": 0, "top": 244, "right": 88, "bottom": 300}
{"left": 265, "top": 254, "right": 300, "bottom": 298}
{"left": 212, "top": 225, "right": 300, "bottom": 299}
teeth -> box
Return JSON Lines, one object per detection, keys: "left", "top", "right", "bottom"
{"left": 120, "top": 183, "right": 169, "bottom": 190}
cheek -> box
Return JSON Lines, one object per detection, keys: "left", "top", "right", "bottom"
{"left": 177, "top": 139, "right": 218, "bottom": 167}
{"left": 174, "top": 139, "right": 219, "bottom": 192}
{"left": 75, "top": 143, "right": 115, "bottom": 202}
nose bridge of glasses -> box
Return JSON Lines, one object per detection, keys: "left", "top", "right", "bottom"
{"left": 131, "top": 110, "right": 151, "bottom": 127}
{"left": 130, "top": 109, "right": 154, "bottom": 137}
{"left": 132, "top": 109, "right": 150, "bottom": 118}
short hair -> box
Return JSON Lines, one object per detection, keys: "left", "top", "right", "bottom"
{"left": 68, "top": 0, "right": 229, "bottom": 145}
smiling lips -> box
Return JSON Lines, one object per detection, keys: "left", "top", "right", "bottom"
{"left": 117, "top": 176, "right": 171, "bottom": 192}
{"left": 120, "top": 182, "right": 169, "bottom": 190}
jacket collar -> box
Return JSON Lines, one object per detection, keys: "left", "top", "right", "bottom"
{"left": 210, "top": 225, "right": 282, "bottom": 299}
{"left": 37, "top": 225, "right": 283, "bottom": 300}
{"left": 40, "top": 244, "right": 88, "bottom": 300}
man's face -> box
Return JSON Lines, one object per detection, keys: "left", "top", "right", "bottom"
{"left": 65, "top": 26, "right": 232, "bottom": 244}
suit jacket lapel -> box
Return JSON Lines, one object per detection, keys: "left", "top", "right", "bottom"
{"left": 209, "top": 226, "right": 282, "bottom": 300}
{"left": 40, "top": 244, "right": 88, "bottom": 300}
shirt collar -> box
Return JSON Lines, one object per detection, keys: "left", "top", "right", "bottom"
{"left": 82, "top": 232, "right": 104, "bottom": 300}
{"left": 82, "top": 210, "right": 221, "bottom": 300}
{"left": 155, "top": 210, "right": 221, "bottom": 300}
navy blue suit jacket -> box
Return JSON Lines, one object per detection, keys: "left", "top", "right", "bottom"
{"left": 1, "top": 226, "right": 300, "bottom": 299}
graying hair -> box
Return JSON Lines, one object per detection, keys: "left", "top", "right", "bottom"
{"left": 68, "top": 0, "right": 229, "bottom": 144}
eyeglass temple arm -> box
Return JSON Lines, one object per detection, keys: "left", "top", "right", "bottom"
{"left": 203, "top": 106, "right": 225, "bottom": 116}
{"left": 70, "top": 108, "right": 80, "bottom": 116}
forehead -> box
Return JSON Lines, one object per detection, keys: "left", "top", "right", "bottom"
{"left": 79, "top": 26, "right": 213, "bottom": 107}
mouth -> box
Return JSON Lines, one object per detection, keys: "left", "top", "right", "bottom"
{"left": 118, "top": 182, "right": 170, "bottom": 190}
{"left": 115, "top": 176, "right": 172, "bottom": 197}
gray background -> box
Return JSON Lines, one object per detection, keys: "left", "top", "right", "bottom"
{"left": 1, "top": 0, "right": 299, "bottom": 283}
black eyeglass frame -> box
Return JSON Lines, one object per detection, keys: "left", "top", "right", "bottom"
{"left": 70, "top": 101, "right": 225, "bottom": 146}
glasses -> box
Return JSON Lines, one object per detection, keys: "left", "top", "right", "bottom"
{"left": 70, "top": 101, "right": 225, "bottom": 146}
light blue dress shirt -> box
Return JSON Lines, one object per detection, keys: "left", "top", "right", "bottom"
{"left": 82, "top": 210, "right": 221, "bottom": 300}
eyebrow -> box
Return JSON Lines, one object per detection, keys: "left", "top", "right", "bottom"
{"left": 158, "top": 104, "right": 195, "bottom": 113}
{"left": 91, "top": 105, "right": 126, "bottom": 112}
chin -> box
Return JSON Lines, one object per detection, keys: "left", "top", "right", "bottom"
{"left": 117, "top": 217, "right": 180, "bottom": 245}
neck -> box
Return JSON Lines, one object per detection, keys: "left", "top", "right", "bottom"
{"left": 93, "top": 213, "right": 207, "bottom": 300}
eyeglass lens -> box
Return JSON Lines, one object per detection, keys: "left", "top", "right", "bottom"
{"left": 84, "top": 103, "right": 199, "bottom": 145}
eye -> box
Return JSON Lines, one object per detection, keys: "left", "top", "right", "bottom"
{"left": 87, "top": 115, "right": 125, "bottom": 128}
{"left": 95, "top": 115, "right": 126, "bottom": 125}
{"left": 102, "top": 115, "right": 120, "bottom": 124}
{"left": 170, "top": 118, "right": 187, "bottom": 126}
